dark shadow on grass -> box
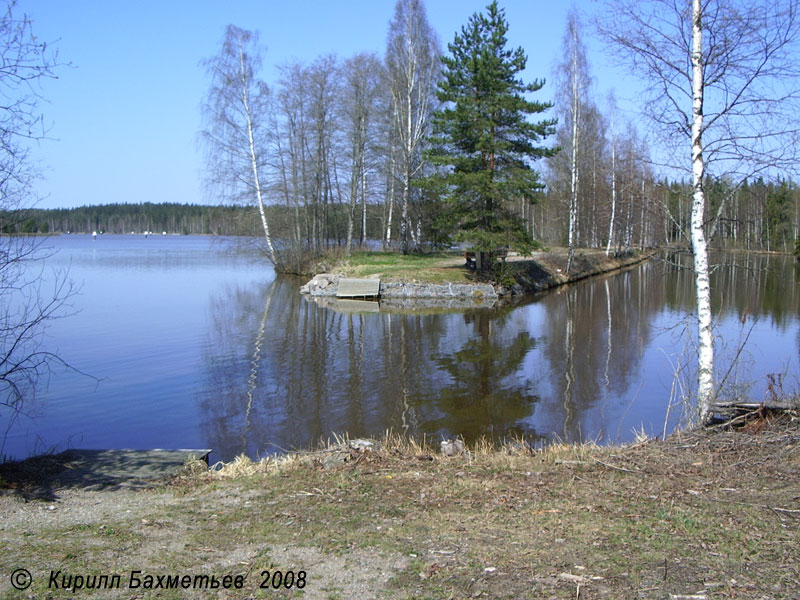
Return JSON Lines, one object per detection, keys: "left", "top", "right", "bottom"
{"left": 0, "top": 449, "right": 210, "bottom": 501}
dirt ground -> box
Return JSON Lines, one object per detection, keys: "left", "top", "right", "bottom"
{"left": 1, "top": 414, "right": 798, "bottom": 599}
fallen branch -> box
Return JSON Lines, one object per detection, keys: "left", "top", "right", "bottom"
{"left": 592, "top": 457, "right": 640, "bottom": 473}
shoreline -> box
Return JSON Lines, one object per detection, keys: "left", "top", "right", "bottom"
{"left": 299, "top": 248, "right": 655, "bottom": 303}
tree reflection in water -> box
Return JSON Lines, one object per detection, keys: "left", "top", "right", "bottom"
{"left": 197, "top": 255, "right": 800, "bottom": 461}
{"left": 198, "top": 278, "right": 541, "bottom": 459}
{"left": 428, "top": 310, "right": 541, "bottom": 441}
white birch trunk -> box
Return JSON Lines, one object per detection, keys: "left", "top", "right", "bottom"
{"left": 239, "top": 45, "right": 276, "bottom": 263}
{"left": 400, "top": 177, "right": 410, "bottom": 252}
{"left": 567, "top": 38, "right": 580, "bottom": 253}
{"left": 345, "top": 171, "right": 357, "bottom": 256}
{"left": 691, "top": 0, "right": 715, "bottom": 424}
{"left": 361, "top": 170, "right": 367, "bottom": 247}
{"left": 639, "top": 178, "right": 646, "bottom": 249}
{"left": 606, "top": 114, "right": 617, "bottom": 256}
{"left": 384, "top": 149, "right": 396, "bottom": 249}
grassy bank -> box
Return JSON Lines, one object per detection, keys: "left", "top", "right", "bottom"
{"left": 310, "top": 248, "right": 650, "bottom": 290}
{"left": 2, "top": 418, "right": 798, "bottom": 599}
{"left": 318, "top": 250, "right": 476, "bottom": 284}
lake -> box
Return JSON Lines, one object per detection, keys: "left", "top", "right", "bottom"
{"left": 2, "top": 236, "right": 798, "bottom": 463}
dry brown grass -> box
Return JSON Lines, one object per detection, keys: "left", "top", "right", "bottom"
{"left": 2, "top": 417, "right": 798, "bottom": 599}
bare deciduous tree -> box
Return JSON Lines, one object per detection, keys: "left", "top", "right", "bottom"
{"left": 554, "top": 7, "right": 592, "bottom": 268}
{"left": 598, "top": 0, "right": 800, "bottom": 423}
{"left": 305, "top": 55, "right": 342, "bottom": 252}
{"left": 273, "top": 61, "right": 313, "bottom": 259}
{"left": 201, "top": 25, "right": 276, "bottom": 262}
{"left": 0, "top": 1, "right": 77, "bottom": 451}
{"left": 386, "top": 0, "right": 439, "bottom": 253}
{"left": 341, "top": 53, "right": 385, "bottom": 256}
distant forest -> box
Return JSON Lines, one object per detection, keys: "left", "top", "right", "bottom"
{"left": 0, "top": 201, "right": 389, "bottom": 241}
{"left": 5, "top": 175, "right": 798, "bottom": 253}
{"left": 6, "top": 175, "right": 789, "bottom": 254}
{"left": 2, "top": 203, "right": 251, "bottom": 236}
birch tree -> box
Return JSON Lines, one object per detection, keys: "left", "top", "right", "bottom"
{"left": 270, "top": 64, "right": 307, "bottom": 249}
{"left": 304, "top": 55, "right": 341, "bottom": 252}
{"left": 274, "top": 61, "right": 316, "bottom": 256}
{"left": 341, "top": 53, "right": 384, "bottom": 256}
{"left": 386, "top": 0, "right": 439, "bottom": 253}
{"left": 598, "top": 0, "right": 800, "bottom": 423}
{"left": 202, "top": 25, "right": 276, "bottom": 262}
{"left": 555, "top": 7, "right": 592, "bottom": 269}
{"left": 580, "top": 105, "right": 609, "bottom": 247}
{"left": 605, "top": 92, "right": 618, "bottom": 255}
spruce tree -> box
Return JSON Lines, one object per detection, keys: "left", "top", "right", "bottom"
{"left": 426, "top": 1, "right": 555, "bottom": 271}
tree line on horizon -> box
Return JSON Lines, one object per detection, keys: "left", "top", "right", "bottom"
{"left": 7, "top": 178, "right": 800, "bottom": 256}
{"left": 1, "top": 201, "right": 391, "bottom": 239}
{"left": 3, "top": 202, "right": 257, "bottom": 236}
{"left": 8, "top": 175, "right": 797, "bottom": 254}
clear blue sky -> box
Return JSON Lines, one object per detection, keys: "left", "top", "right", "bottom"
{"left": 24, "top": 0, "right": 638, "bottom": 209}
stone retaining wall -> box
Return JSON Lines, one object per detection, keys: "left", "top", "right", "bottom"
{"left": 299, "top": 274, "right": 499, "bottom": 300}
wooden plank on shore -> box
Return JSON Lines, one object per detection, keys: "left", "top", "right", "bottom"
{"left": 337, "top": 278, "right": 381, "bottom": 299}
{"left": 711, "top": 398, "right": 800, "bottom": 413}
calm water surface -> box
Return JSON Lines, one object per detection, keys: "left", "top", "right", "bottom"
{"left": 3, "top": 236, "right": 798, "bottom": 462}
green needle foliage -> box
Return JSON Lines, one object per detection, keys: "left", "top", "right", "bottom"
{"left": 424, "top": 1, "right": 556, "bottom": 270}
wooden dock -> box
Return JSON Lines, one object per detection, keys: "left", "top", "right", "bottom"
{"left": 336, "top": 278, "right": 381, "bottom": 299}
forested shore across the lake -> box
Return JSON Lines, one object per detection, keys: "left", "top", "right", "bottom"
{"left": 4, "top": 175, "right": 800, "bottom": 254}
{"left": 0, "top": 202, "right": 273, "bottom": 236}
{"left": 0, "top": 202, "right": 388, "bottom": 238}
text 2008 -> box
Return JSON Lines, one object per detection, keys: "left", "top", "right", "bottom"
{"left": 260, "top": 570, "right": 306, "bottom": 589}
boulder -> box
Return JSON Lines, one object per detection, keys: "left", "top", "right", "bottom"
{"left": 300, "top": 273, "right": 339, "bottom": 296}
{"left": 440, "top": 438, "right": 465, "bottom": 457}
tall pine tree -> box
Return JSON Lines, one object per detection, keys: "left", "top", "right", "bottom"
{"left": 426, "top": 1, "right": 555, "bottom": 271}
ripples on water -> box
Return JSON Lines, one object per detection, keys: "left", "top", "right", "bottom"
{"left": 2, "top": 237, "right": 798, "bottom": 462}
